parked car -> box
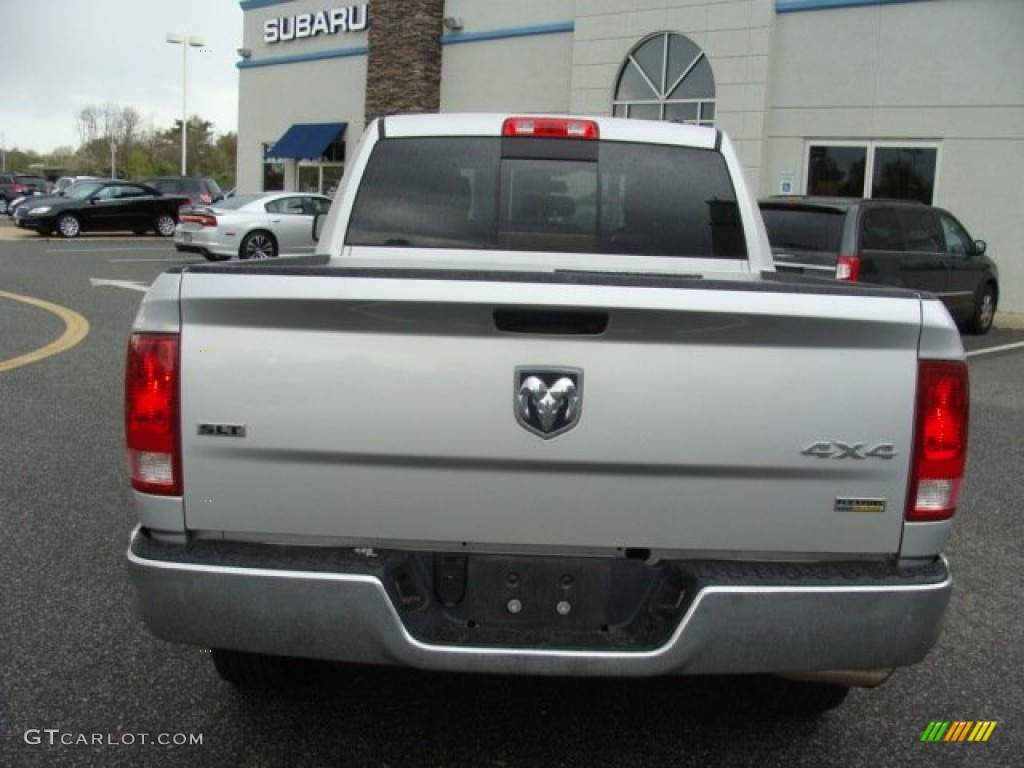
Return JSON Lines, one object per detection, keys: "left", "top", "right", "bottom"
{"left": 142, "top": 176, "right": 224, "bottom": 205}
{"left": 52, "top": 175, "right": 105, "bottom": 196}
{"left": 9, "top": 178, "right": 112, "bottom": 222}
{"left": 10, "top": 180, "right": 107, "bottom": 227}
{"left": 174, "top": 192, "right": 332, "bottom": 260}
{"left": 16, "top": 179, "right": 189, "bottom": 238}
{"left": 6, "top": 194, "right": 30, "bottom": 219}
{"left": 0, "top": 173, "right": 48, "bottom": 214}
{"left": 759, "top": 196, "right": 999, "bottom": 334}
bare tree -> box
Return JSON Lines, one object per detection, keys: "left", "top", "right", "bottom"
{"left": 77, "top": 106, "right": 100, "bottom": 147}
{"left": 102, "top": 103, "right": 123, "bottom": 142}
{"left": 120, "top": 106, "right": 142, "bottom": 147}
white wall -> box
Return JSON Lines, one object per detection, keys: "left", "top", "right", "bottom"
{"left": 440, "top": 0, "right": 574, "bottom": 113}
{"left": 237, "top": 0, "right": 369, "bottom": 193}
{"left": 237, "top": 57, "right": 366, "bottom": 193}
{"left": 443, "top": 0, "right": 575, "bottom": 32}
{"left": 570, "top": 0, "right": 774, "bottom": 191}
{"left": 764, "top": 0, "right": 1024, "bottom": 313}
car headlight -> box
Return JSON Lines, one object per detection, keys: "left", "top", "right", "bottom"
{"left": 28, "top": 206, "right": 51, "bottom": 215}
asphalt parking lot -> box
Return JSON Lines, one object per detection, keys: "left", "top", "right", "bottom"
{"left": 1, "top": 226, "right": 1022, "bottom": 767}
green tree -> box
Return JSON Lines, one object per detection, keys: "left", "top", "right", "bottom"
{"left": 162, "top": 116, "right": 215, "bottom": 176}
{"left": 2, "top": 147, "right": 42, "bottom": 174}
{"left": 208, "top": 132, "right": 237, "bottom": 189}
{"left": 124, "top": 148, "right": 156, "bottom": 181}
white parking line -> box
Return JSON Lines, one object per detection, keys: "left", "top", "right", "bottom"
{"left": 47, "top": 247, "right": 172, "bottom": 254}
{"left": 89, "top": 278, "right": 150, "bottom": 292}
{"left": 966, "top": 341, "right": 1024, "bottom": 359}
{"left": 108, "top": 257, "right": 201, "bottom": 263}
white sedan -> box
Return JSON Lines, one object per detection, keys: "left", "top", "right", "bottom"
{"left": 174, "top": 192, "right": 332, "bottom": 260}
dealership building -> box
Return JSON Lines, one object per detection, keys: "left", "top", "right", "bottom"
{"left": 236, "top": 0, "right": 1024, "bottom": 316}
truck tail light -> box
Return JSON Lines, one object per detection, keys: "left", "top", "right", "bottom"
{"left": 836, "top": 255, "right": 861, "bottom": 281}
{"left": 502, "top": 117, "right": 599, "bottom": 140}
{"left": 907, "top": 361, "right": 969, "bottom": 521}
{"left": 125, "top": 334, "right": 182, "bottom": 496}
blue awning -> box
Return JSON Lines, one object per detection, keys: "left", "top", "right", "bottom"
{"left": 267, "top": 122, "right": 347, "bottom": 160}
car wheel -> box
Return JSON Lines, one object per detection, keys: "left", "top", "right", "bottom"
{"left": 965, "top": 282, "right": 997, "bottom": 335}
{"left": 240, "top": 230, "right": 278, "bottom": 259}
{"left": 56, "top": 213, "right": 81, "bottom": 238}
{"left": 211, "top": 649, "right": 290, "bottom": 688}
{"left": 759, "top": 678, "right": 850, "bottom": 716}
{"left": 155, "top": 214, "right": 177, "bottom": 238}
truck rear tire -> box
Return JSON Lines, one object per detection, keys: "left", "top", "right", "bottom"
{"left": 211, "top": 649, "right": 290, "bottom": 688}
{"left": 760, "top": 678, "right": 850, "bottom": 715}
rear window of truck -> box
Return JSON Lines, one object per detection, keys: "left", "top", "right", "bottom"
{"left": 346, "top": 137, "right": 746, "bottom": 259}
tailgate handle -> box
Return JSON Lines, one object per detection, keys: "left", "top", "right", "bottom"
{"left": 494, "top": 309, "right": 609, "bottom": 335}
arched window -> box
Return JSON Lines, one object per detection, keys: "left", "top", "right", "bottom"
{"left": 613, "top": 33, "right": 715, "bottom": 126}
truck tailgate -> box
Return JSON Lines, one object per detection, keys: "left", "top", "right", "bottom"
{"left": 178, "top": 270, "right": 921, "bottom": 556}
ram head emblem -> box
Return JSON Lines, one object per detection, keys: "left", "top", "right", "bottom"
{"left": 515, "top": 368, "right": 583, "bottom": 439}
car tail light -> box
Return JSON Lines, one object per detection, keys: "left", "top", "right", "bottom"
{"left": 836, "top": 255, "right": 861, "bottom": 281}
{"left": 13, "top": 184, "right": 26, "bottom": 194}
{"left": 125, "top": 334, "right": 181, "bottom": 496}
{"left": 502, "top": 117, "right": 599, "bottom": 140}
{"left": 179, "top": 211, "right": 217, "bottom": 227}
{"left": 906, "top": 361, "right": 969, "bottom": 521}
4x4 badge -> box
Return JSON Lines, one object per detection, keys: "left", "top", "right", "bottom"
{"left": 515, "top": 368, "right": 583, "bottom": 439}
{"left": 801, "top": 441, "right": 897, "bottom": 460}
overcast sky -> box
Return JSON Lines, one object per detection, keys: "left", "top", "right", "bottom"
{"left": 0, "top": 0, "right": 243, "bottom": 154}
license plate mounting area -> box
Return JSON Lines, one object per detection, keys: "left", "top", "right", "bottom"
{"left": 466, "top": 556, "right": 612, "bottom": 629}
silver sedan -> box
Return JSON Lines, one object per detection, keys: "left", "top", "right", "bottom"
{"left": 174, "top": 192, "right": 332, "bottom": 261}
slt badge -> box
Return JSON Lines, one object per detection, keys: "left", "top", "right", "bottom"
{"left": 515, "top": 367, "right": 583, "bottom": 439}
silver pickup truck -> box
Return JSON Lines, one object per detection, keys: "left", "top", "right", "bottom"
{"left": 125, "top": 114, "right": 969, "bottom": 714}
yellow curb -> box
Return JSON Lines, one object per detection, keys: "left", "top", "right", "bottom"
{"left": 0, "top": 226, "right": 170, "bottom": 242}
{"left": 994, "top": 312, "right": 1024, "bottom": 331}
{"left": 0, "top": 225, "right": 37, "bottom": 240}
{"left": 0, "top": 290, "right": 91, "bottom": 372}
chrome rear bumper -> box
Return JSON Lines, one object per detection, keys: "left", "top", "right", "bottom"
{"left": 127, "top": 527, "right": 951, "bottom": 681}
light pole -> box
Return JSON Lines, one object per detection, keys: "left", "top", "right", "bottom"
{"left": 166, "top": 32, "right": 205, "bottom": 175}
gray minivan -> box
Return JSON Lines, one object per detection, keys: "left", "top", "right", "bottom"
{"left": 759, "top": 197, "right": 999, "bottom": 334}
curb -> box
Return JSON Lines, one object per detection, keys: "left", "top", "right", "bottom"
{"left": 994, "top": 312, "right": 1024, "bottom": 331}
{"left": 0, "top": 226, "right": 169, "bottom": 243}
{"left": 0, "top": 225, "right": 38, "bottom": 241}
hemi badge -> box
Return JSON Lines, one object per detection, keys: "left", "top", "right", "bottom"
{"left": 197, "top": 423, "right": 247, "bottom": 438}
{"left": 835, "top": 498, "right": 886, "bottom": 514}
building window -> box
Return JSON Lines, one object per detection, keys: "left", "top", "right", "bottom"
{"left": 612, "top": 33, "right": 715, "bottom": 126}
{"left": 806, "top": 142, "right": 938, "bottom": 203}
{"left": 262, "top": 143, "right": 284, "bottom": 192}
{"left": 298, "top": 164, "right": 344, "bottom": 197}
{"left": 321, "top": 133, "right": 346, "bottom": 164}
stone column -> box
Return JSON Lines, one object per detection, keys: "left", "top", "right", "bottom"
{"left": 364, "top": 0, "right": 445, "bottom": 125}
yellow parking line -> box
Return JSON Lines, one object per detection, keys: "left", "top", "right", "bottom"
{"left": 0, "top": 290, "right": 90, "bottom": 372}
